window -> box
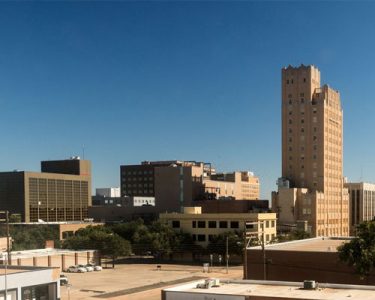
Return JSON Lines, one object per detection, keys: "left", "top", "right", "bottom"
{"left": 192, "top": 234, "right": 197, "bottom": 241}
{"left": 289, "top": 119, "right": 292, "bottom": 124}
{"left": 266, "top": 221, "right": 270, "bottom": 228}
{"left": 246, "top": 223, "right": 254, "bottom": 229}
{"left": 208, "top": 221, "right": 216, "bottom": 228}
{"left": 271, "top": 220, "right": 275, "bottom": 227}
{"left": 266, "top": 234, "right": 270, "bottom": 241}
{"left": 197, "top": 234, "right": 206, "bottom": 242}
{"left": 301, "top": 128, "right": 304, "bottom": 133}
{"left": 208, "top": 234, "right": 215, "bottom": 242}
{"left": 197, "top": 221, "right": 206, "bottom": 228}
{"left": 192, "top": 221, "right": 196, "bottom": 228}
{"left": 230, "top": 221, "right": 239, "bottom": 228}
{"left": 287, "top": 79, "right": 289, "bottom": 84}
{"left": 219, "top": 221, "right": 228, "bottom": 228}
{"left": 172, "top": 221, "right": 180, "bottom": 228}
{"left": 301, "top": 119, "right": 304, "bottom": 124}
{"left": 289, "top": 99, "right": 292, "bottom": 105}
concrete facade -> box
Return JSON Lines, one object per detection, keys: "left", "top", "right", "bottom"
{"left": 5, "top": 248, "right": 99, "bottom": 271}
{"left": 272, "top": 65, "right": 349, "bottom": 237}
{"left": 160, "top": 207, "right": 276, "bottom": 247}
{"left": 0, "top": 158, "right": 92, "bottom": 222}
{"left": 0, "top": 265, "right": 60, "bottom": 300}
{"left": 344, "top": 182, "right": 375, "bottom": 235}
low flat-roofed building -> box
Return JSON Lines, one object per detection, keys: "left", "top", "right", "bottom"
{"left": 245, "top": 237, "right": 375, "bottom": 285}
{"left": 5, "top": 248, "right": 99, "bottom": 271}
{"left": 0, "top": 265, "right": 60, "bottom": 300}
{"left": 160, "top": 207, "right": 276, "bottom": 246}
{"left": 162, "top": 279, "right": 375, "bottom": 300}
{"left": 1, "top": 221, "right": 103, "bottom": 240}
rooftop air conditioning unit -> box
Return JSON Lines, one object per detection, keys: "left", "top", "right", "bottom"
{"left": 303, "top": 280, "right": 317, "bottom": 290}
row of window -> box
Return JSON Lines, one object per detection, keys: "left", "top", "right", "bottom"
{"left": 192, "top": 233, "right": 276, "bottom": 242}
{"left": 122, "top": 177, "right": 153, "bottom": 182}
{"left": 122, "top": 170, "right": 153, "bottom": 175}
{"left": 171, "top": 220, "right": 276, "bottom": 229}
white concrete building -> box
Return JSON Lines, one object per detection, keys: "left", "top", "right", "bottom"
{"left": 95, "top": 187, "right": 120, "bottom": 198}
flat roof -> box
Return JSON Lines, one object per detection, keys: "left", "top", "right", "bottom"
{"left": 249, "top": 237, "right": 351, "bottom": 252}
{"left": 0, "top": 265, "right": 54, "bottom": 276}
{"left": 164, "top": 280, "right": 375, "bottom": 300}
{"left": 9, "top": 248, "right": 95, "bottom": 259}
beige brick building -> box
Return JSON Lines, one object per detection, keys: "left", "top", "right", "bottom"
{"left": 160, "top": 207, "right": 276, "bottom": 247}
{"left": 344, "top": 182, "right": 375, "bottom": 235}
{"left": 272, "top": 65, "right": 349, "bottom": 237}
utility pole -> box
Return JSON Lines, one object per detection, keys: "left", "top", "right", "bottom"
{"left": 261, "top": 222, "right": 266, "bottom": 280}
{"left": 226, "top": 235, "right": 229, "bottom": 274}
{"left": 6, "top": 211, "right": 10, "bottom": 265}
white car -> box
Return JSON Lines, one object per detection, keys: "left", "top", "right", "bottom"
{"left": 66, "top": 266, "right": 87, "bottom": 273}
{"left": 87, "top": 263, "right": 102, "bottom": 271}
{"left": 83, "top": 264, "right": 94, "bottom": 272}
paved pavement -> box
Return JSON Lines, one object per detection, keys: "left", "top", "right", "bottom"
{"left": 60, "top": 263, "right": 243, "bottom": 300}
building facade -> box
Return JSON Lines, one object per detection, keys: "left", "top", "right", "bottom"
{"left": 344, "top": 182, "right": 375, "bottom": 235}
{"left": 160, "top": 207, "right": 276, "bottom": 247}
{"left": 272, "top": 65, "right": 349, "bottom": 236}
{"left": 95, "top": 187, "right": 120, "bottom": 198}
{"left": 0, "top": 158, "right": 91, "bottom": 222}
{"left": 120, "top": 160, "right": 260, "bottom": 214}
{"left": 0, "top": 265, "right": 61, "bottom": 300}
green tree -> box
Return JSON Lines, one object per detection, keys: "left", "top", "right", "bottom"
{"left": 207, "top": 232, "right": 244, "bottom": 256}
{"left": 338, "top": 221, "right": 375, "bottom": 278}
{"left": 63, "top": 226, "right": 131, "bottom": 257}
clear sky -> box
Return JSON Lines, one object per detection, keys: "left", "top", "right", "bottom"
{"left": 0, "top": 1, "right": 374, "bottom": 200}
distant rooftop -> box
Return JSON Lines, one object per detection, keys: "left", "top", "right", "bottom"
{"left": 249, "top": 237, "right": 351, "bottom": 252}
{"left": 9, "top": 248, "right": 94, "bottom": 259}
{"left": 164, "top": 279, "right": 375, "bottom": 300}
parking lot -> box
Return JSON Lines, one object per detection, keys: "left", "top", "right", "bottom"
{"left": 60, "top": 263, "right": 243, "bottom": 300}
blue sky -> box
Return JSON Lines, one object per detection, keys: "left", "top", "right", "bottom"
{"left": 0, "top": 1, "right": 374, "bottom": 199}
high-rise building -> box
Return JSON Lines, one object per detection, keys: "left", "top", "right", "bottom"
{"left": 344, "top": 182, "right": 375, "bottom": 235}
{"left": 0, "top": 158, "right": 91, "bottom": 222}
{"left": 272, "top": 65, "right": 349, "bottom": 236}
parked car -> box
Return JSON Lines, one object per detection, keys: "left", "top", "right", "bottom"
{"left": 87, "top": 263, "right": 102, "bottom": 271}
{"left": 81, "top": 264, "right": 94, "bottom": 272}
{"left": 60, "top": 275, "right": 69, "bottom": 286}
{"left": 66, "top": 265, "right": 87, "bottom": 273}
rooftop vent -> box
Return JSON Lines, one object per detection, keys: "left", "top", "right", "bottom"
{"left": 303, "top": 280, "right": 317, "bottom": 290}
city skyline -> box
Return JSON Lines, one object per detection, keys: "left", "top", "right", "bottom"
{"left": 1, "top": 2, "right": 375, "bottom": 200}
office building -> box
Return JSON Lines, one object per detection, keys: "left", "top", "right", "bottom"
{"left": 344, "top": 182, "right": 375, "bottom": 235}
{"left": 160, "top": 207, "right": 276, "bottom": 247}
{"left": 272, "top": 65, "right": 349, "bottom": 236}
{"left": 120, "top": 160, "right": 260, "bottom": 213}
{"left": 0, "top": 158, "right": 91, "bottom": 222}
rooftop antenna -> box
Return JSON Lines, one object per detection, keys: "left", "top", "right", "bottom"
{"left": 82, "top": 144, "right": 85, "bottom": 160}
{"left": 360, "top": 165, "right": 363, "bottom": 182}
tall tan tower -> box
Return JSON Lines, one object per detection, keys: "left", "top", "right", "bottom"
{"left": 272, "top": 65, "right": 349, "bottom": 237}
